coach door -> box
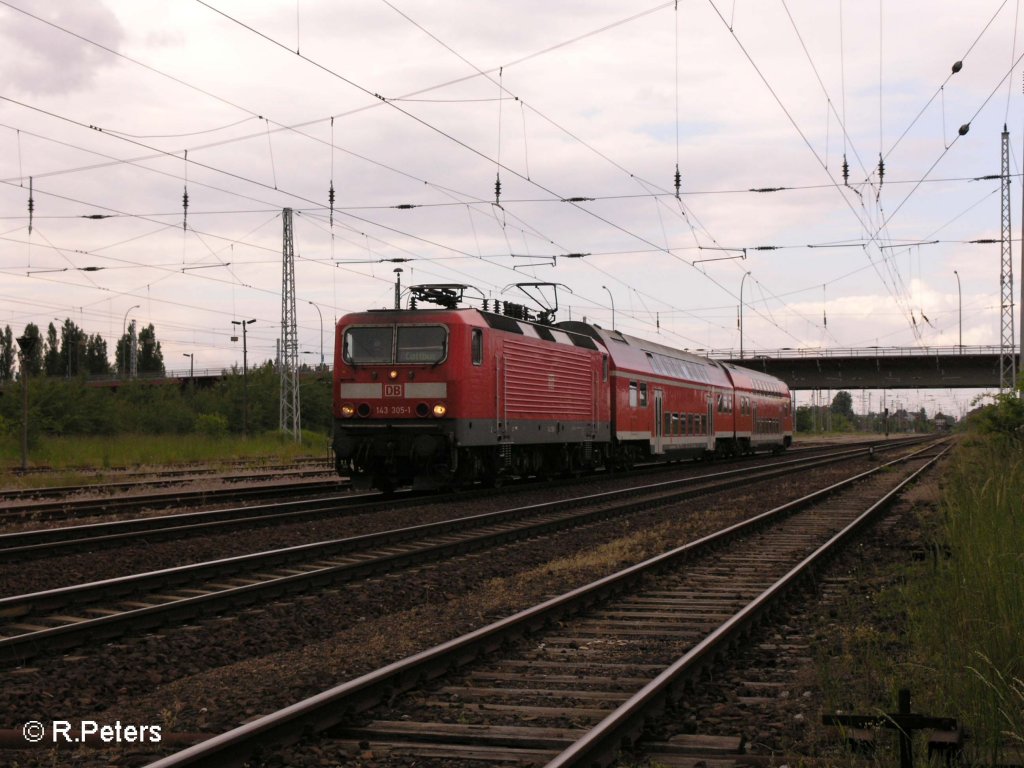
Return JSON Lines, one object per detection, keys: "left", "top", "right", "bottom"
{"left": 706, "top": 393, "right": 716, "bottom": 451}
{"left": 653, "top": 389, "right": 664, "bottom": 454}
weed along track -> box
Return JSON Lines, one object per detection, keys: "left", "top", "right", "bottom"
{"left": 140, "top": 441, "right": 949, "bottom": 768}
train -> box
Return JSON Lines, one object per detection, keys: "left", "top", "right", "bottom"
{"left": 331, "top": 288, "right": 793, "bottom": 492}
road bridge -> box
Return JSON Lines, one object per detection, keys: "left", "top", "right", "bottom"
{"left": 715, "top": 345, "right": 1007, "bottom": 391}
{"left": 75, "top": 348, "right": 1009, "bottom": 393}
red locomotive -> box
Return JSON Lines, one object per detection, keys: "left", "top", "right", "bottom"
{"left": 332, "top": 286, "right": 792, "bottom": 491}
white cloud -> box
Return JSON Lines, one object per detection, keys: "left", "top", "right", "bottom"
{"left": 0, "top": 1, "right": 124, "bottom": 95}
{"left": 0, "top": 0, "right": 1019, "bottom": 418}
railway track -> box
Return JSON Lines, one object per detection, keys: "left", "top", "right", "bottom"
{"left": 0, "top": 438, "right": 941, "bottom": 666}
{"left": 0, "top": 436, "right": 922, "bottom": 527}
{"left": 1, "top": 455, "right": 330, "bottom": 487}
{"left": 0, "top": 464, "right": 335, "bottom": 503}
{"left": 0, "top": 475, "right": 346, "bottom": 526}
{"left": 0, "top": 437, "right": 926, "bottom": 563}
{"left": 139, "top": 439, "right": 949, "bottom": 768}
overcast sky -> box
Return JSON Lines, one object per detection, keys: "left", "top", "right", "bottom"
{"left": 2, "top": 0, "right": 1022, "bottom": 417}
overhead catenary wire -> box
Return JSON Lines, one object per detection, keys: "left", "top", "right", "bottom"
{"left": 0, "top": 1, "right": 1014, "bottom": 364}
{"left": 373, "top": 0, "right": 827, "bottom": 345}
{"left": 707, "top": 0, "right": 921, "bottom": 339}
{"left": 194, "top": 0, "right": 814, "bottom": 346}
{"left": 0, "top": 0, "right": 974, "bottom": 335}
{"left": 711, "top": 0, "right": 1022, "bottom": 348}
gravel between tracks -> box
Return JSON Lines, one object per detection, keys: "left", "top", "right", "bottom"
{"left": 2, "top": 459, "right": 814, "bottom": 596}
{"left": 0, "top": 454, "right": 917, "bottom": 767}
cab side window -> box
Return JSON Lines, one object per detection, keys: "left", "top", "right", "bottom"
{"left": 471, "top": 329, "right": 483, "bottom": 365}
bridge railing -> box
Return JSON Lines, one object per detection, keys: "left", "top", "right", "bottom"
{"left": 706, "top": 345, "right": 1005, "bottom": 360}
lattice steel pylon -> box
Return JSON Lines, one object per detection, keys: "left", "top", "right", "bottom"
{"left": 280, "top": 208, "right": 301, "bottom": 440}
{"left": 1000, "top": 127, "right": 1016, "bottom": 392}
{"left": 129, "top": 319, "right": 138, "bottom": 379}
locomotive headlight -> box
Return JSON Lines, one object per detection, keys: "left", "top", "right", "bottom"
{"left": 389, "top": 369, "right": 399, "bottom": 380}
{"left": 432, "top": 403, "right": 447, "bottom": 417}
{"left": 341, "top": 404, "right": 355, "bottom": 417}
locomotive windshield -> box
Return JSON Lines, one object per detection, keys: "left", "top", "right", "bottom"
{"left": 344, "top": 326, "right": 394, "bottom": 364}
{"left": 397, "top": 325, "right": 447, "bottom": 363}
{"left": 343, "top": 324, "right": 447, "bottom": 364}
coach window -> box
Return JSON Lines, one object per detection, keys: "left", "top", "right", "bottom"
{"left": 629, "top": 381, "right": 638, "bottom": 407}
{"left": 639, "top": 382, "right": 648, "bottom": 407}
{"left": 471, "top": 329, "right": 483, "bottom": 365}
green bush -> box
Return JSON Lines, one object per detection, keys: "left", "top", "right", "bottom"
{"left": 0, "top": 366, "right": 331, "bottom": 442}
{"left": 968, "top": 389, "right": 1024, "bottom": 437}
{"left": 195, "top": 412, "right": 229, "bottom": 436}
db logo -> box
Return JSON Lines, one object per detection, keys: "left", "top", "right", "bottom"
{"left": 384, "top": 384, "right": 403, "bottom": 398}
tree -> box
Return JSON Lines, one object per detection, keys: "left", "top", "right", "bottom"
{"left": 114, "top": 323, "right": 163, "bottom": 377}
{"left": 19, "top": 323, "right": 43, "bottom": 376}
{"left": 43, "top": 322, "right": 61, "bottom": 376}
{"left": 115, "top": 331, "right": 131, "bottom": 376}
{"left": 0, "top": 325, "right": 13, "bottom": 381}
{"left": 795, "top": 405, "right": 813, "bottom": 432}
{"left": 831, "top": 390, "right": 855, "bottom": 420}
{"left": 59, "top": 318, "right": 87, "bottom": 377}
{"left": 83, "top": 333, "right": 111, "bottom": 375}
{"left": 138, "top": 323, "right": 164, "bottom": 375}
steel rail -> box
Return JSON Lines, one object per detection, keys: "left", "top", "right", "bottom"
{"left": 0, "top": 464, "right": 334, "bottom": 502}
{"left": 545, "top": 444, "right": 951, "bottom": 768}
{"left": 0, "top": 477, "right": 348, "bottom": 524}
{"left": 140, "top": 439, "right": 948, "bottom": 768}
{"left": 0, "top": 488, "right": 393, "bottom": 561}
{"left": 0, "top": 441, "right": 924, "bottom": 662}
{"left": 0, "top": 437, "right": 927, "bottom": 562}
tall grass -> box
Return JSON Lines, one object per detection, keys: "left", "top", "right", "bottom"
{"left": 907, "top": 436, "right": 1024, "bottom": 763}
{"left": 0, "top": 431, "right": 330, "bottom": 486}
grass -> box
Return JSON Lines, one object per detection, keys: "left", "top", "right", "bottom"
{"left": 0, "top": 430, "right": 331, "bottom": 488}
{"left": 812, "top": 433, "right": 1023, "bottom": 765}
{"left": 904, "top": 435, "right": 1024, "bottom": 764}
